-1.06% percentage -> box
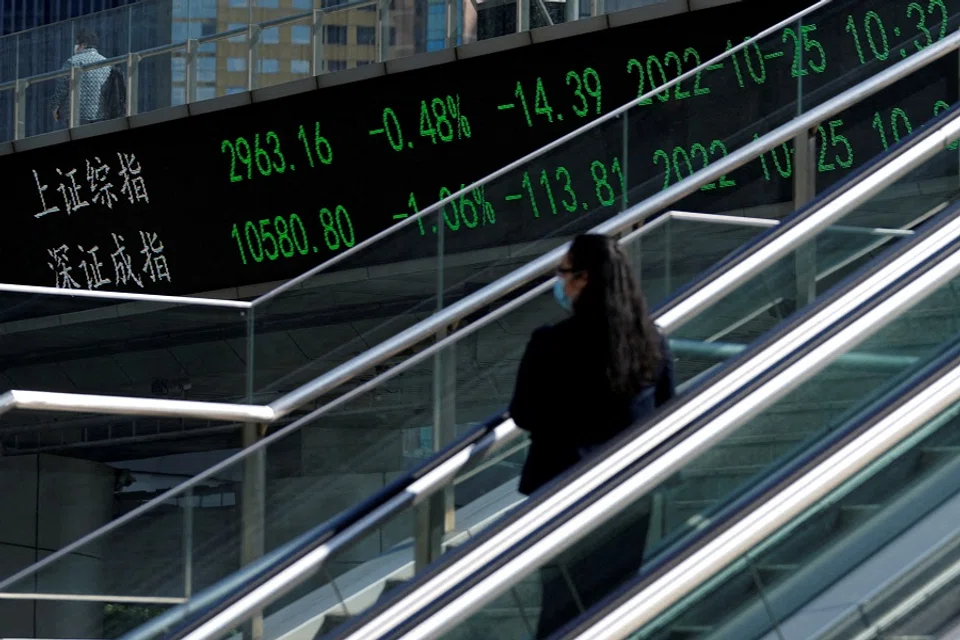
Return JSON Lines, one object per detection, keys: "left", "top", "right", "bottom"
{"left": 395, "top": 185, "right": 495, "bottom": 235}
{"left": 370, "top": 94, "right": 471, "bottom": 152}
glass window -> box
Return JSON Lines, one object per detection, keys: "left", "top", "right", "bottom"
{"left": 356, "top": 59, "right": 372, "bottom": 66}
{"left": 356, "top": 25, "right": 375, "bottom": 45}
{"left": 327, "top": 59, "right": 347, "bottom": 71}
{"left": 227, "top": 57, "right": 247, "bottom": 72}
{"left": 324, "top": 25, "right": 347, "bottom": 44}
{"left": 195, "top": 0, "right": 218, "bottom": 17}
{"left": 291, "top": 59, "right": 310, "bottom": 73}
{"left": 262, "top": 26, "right": 280, "bottom": 43}
{"left": 259, "top": 58, "right": 280, "bottom": 73}
{"left": 258, "top": 0, "right": 279, "bottom": 7}
{"left": 172, "top": 57, "right": 186, "bottom": 82}
{"left": 227, "top": 86, "right": 246, "bottom": 94}
{"left": 171, "top": 86, "right": 186, "bottom": 105}
{"left": 172, "top": 21, "right": 188, "bottom": 42}
{"left": 292, "top": 0, "right": 312, "bottom": 7}
{"left": 229, "top": 0, "right": 246, "bottom": 7}
{"left": 197, "top": 56, "right": 216, "bottom": 82}
{"left": 292, "top": 24, "right": 311, "bottom": 44}
{"left": 196, "top": 86, "right": 217, "bottom": 100}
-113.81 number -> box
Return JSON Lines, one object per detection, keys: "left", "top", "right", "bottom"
{"left": 230, "top": 208, "right": 355, "bottom": 265}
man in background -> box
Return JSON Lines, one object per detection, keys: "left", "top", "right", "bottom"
{"left": 52, "top": 28, "right": 110, "bottom": 126}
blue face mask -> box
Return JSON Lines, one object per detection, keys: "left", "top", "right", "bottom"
{"left": 553, "top": 279, "right": 572, "bottom": 312}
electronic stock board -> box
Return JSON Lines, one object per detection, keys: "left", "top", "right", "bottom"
{"left": 2, "top": 0, "right": 957, "bottom": 296}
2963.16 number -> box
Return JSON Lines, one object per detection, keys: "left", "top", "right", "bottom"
{"left": 230, "top": 207, "right": 355, "bottom": 265}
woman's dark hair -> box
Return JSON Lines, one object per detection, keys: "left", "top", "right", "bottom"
{"left": 568, "top": 234, "right": 661, "bottom": 395}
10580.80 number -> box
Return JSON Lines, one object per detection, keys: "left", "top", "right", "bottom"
{"left": 230, "top": 207, "right": 355, "bottom": 265}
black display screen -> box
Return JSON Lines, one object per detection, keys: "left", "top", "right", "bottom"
{"left": 2, "top": 0, "right": 956, "bottom": 296}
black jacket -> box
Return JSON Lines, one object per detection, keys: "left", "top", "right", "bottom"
{"left": 509, "top": 317, "right": 676, "bottom": 495}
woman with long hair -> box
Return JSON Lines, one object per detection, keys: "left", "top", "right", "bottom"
{"left": 509, "top": 233, "right": 675, "bottom": 637}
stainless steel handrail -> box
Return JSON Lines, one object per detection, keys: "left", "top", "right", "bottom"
{"left": 2, "top": 47, "right": 958, "bottom": 594}
{"left": 0, "top": 282, "right": 253, "bottom": 308}
{"left": 249, "top": 0, "right": 832, "bottom": 306}
{"left": 335, "top": 206, "right": 960, "bottom": 640}
{"left": 575, "top": 347, "right": 960, "bottom": 640}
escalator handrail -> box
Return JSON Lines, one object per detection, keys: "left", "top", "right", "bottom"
{"left": 331, "top": 199, "right": 960, "bottom": 640}
{"left": 5, "top": 26, "right": 960, "bottom": 606}
{"left": 562, "top": 304, "right": 960, "bottom": 640}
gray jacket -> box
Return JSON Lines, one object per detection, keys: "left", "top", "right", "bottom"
{"left": 52, "top": 48, "right": 110, "bottom": 122}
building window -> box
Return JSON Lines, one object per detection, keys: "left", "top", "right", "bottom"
{"left": 327, "top": 59, "right": 347, "bottom": 71}
{"left": 292, "top": 24, "right": 311, "bottom": 44}
{"left": 258, "top": 0, "right": 279, "bottom": 7}
{"left": 196, "top": 0, "right": 218, "bottom": 17}
{"left": 291, "top": 59, "right": 311, "bottom": 73}
{"left": 262, "top": 26, "right": 280, "bottom": 43}
{"left": 356, "top": 25, "right": 375, "bottom": 45}
{"left": 172, "top": 86, "right": 186, "bottom": 105}
{"left": 196, "top": 86, "right": 217, "bottom": 100}
{"left": 259, "top": 58, "right": 280, "bottom": 73}
{"left": 292, "top": 0, "right": 312, "bottom": 7}
{"left": 227, "top": 57, "right": 247, "bottom": 72}
{"left": 172, "top": 57, "right": 186, "bottom": 82}
{"left": 324, "top": 25, "right": 347, "bottom": 44}
{"left": 197, "top": 56, "right": 216, "bottom": 82}
{"left": 227, "top": 86, "right": 246, "bottom": 94}
{"left": 229, "top": 0, "right": 246, "bottom": 7}
{"left": 357, "top": 59, "right": 372, "bottom": 66}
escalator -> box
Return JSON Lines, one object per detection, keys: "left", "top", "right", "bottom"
{"left": 94, "top": 60, "right": 960, "bottom": 640}
{"left": 4, "top": 3, "right": 960, "bottom": 639}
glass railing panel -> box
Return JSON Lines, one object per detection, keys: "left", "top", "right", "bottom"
{"left": 627, "top": 365, "right": 960, "bottom": 640}
{"left": 815, "top": 527, "right": 960, "bottom": 640}
{"left": 0, "top": 293, "right": 249, "bottom": 400}
{"left": 137, "top": 47, "right": 188, "bottom": 112}
{"left": 0, "top": 596, "right": 176, "bottom": 639}
{"left": 438, "top": 265, "right": 960, "bottom": 640}
{"left": 669, "top": 141, "right": 960, "bottom": 369}
{"left": 0, "top": 86, "right": 13, "bottom": 143}
{"left": 23, "top": 75, "right": 63, "bottom": 139}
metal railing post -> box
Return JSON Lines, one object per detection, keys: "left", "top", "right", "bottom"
{"left": 125, "top": 52, "right": 138, "bottom": 116}
{"left": 68, "top": 65, "right": 79, "bottom": 128}
{"left": 13, "top": 79, "right": 25, "bottom": 140}
{"left": 589, "top": 0, "right": 602, "bottom": 18}
{"left": 247, "top": 25, "right": 261, "bottom": 91}
{"left": 445, "top": 0, "right": 458, "bottom": 49}
{"left": 185, "top": 39, "right": 199, "bottom": 104}
{"left": 516, "top": 0, "right": 529, "bottom": 32}
{"left": 793, "top": 130, "right": 818, "bottom": 308}
{"left": 311, "top": 4, "right": 324, "bottom": 75}
{"left": 183, "top": 487, "right": 194, "bottom": 598}
{"left": 377, "top": 0, "right": 391, "bottom": 63}
{"left": 241, "top": 421, "right": 266, "bottom": 640}
{"left": 414, "top": 326, "right": 457, "bottom": 572}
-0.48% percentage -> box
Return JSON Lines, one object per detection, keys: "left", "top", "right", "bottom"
{"left": 370, "top": 94, "right": 471, "bottom": 152}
